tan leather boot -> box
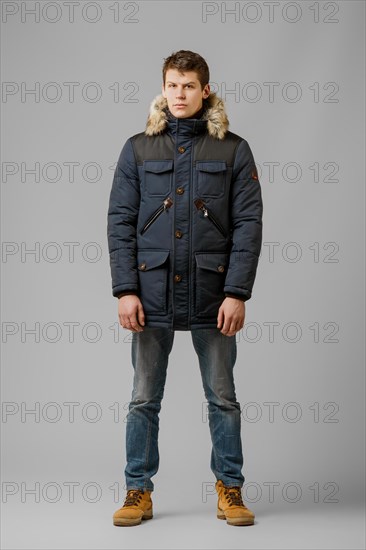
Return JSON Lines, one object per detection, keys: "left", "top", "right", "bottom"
{"left": 113, "top": 488, "right": 153, "bottom": 526}
{"left": 215, "top": 480, "right": 255, "bottom": 526}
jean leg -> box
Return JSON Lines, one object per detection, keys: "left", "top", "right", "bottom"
{"left": 191, "top": 328, "right": 245, "bottom": 487}
{"left": 125, "top": 327, "right": 174, "bottom": 492}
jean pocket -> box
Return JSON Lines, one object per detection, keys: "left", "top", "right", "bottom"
{"left": 137, "top": 249, "right": 170, "bottom": 314}
{"left": 143, "top": 160, "right": 174, "bottom": 197}
{"left": 194, "top": 251, "right": 229, "bottom": 318}
{"left": 196, "top": 161, "right": 227, "bottom": 198}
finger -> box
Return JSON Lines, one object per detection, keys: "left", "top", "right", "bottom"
{"left": 227, "top": 320, "right": 238, "bottom": 337}
{"left": 137, "top": 304, "right": 145, "bottom": 327}
{"left": 125, "top": 323, "right": 139, "bottom": 333}
{"left": 129, "top": 315, "right": 143, "bottom": 332}
{"left": 223, "top": 316, "right": 238, "bottom": 336}
{"left": 217, "top": 307, "right": 224, "bottom": 328}
{"left": 119, "top": 313, "right": 129, "bottom": 326}
{"left": 221, "top": 316, "right": 232, "bottom": 335}
{"left": 119, "top": 314, "right": 133, "bottom": 331}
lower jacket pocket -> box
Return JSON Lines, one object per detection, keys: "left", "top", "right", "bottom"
{"left": 194, "top": 252, "right": 230, "bottom": 318}
{"left": 137, "top": 249, "right": 170, "bottom": 314}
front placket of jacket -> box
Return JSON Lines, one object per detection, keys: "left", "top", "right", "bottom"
{"left": 170, "top": 118, "right": 196, "bottom": 330}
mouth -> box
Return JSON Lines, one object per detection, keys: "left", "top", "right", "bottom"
{"left": 175, "top": 104, "right": 187, "bottom": 107}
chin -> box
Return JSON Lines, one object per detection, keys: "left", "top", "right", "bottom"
{"left": 174, "top": 108, "right": 196, "bottom": 118}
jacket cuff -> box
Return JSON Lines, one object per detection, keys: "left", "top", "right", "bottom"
{"left": 117, "top": 290, "right": 139, "bottom": 299}
{"left": 225, "top": 292, "right": 248, "bottom": 302}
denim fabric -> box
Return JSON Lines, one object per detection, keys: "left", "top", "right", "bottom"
{"left": 124, "top": 327, "right": 245, "bottom": 492}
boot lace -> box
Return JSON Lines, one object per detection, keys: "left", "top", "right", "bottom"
{"left": 223, "top": 487, "right": 245, "bottom": 507}
{"left": 123, "top": 489, "right": 144, "bottom": 507}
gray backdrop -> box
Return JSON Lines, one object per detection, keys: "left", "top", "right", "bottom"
{"left": 1, "top": 1, "right": 365, "bottom": 549}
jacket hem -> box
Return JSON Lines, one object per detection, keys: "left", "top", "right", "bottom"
{"left": 140, "top": 319, "right": 222, "bottom": 331}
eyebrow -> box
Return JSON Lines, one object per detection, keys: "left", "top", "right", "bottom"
{"left": 166, "top": 81, "right": 196, "bottom": 85}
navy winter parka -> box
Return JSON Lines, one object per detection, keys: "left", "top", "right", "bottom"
{"left": 107, "top": 92, "right": 263, "bottom": 330}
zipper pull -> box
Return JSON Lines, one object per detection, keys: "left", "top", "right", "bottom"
{"left": 194, "top": 198, "right": 208, "bottom": 216}
{"left": 163, "top": 197, "right": 173, "bottom": 210}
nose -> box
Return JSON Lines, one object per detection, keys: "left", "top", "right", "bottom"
{"left": 176, "top": 88, "right": 185, "bottom": 99}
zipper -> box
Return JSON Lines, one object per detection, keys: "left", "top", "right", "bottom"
{"left": 140, "top": 196, "right": 173, "bottom": 235}
{"left": 194, "top": 198, "right": 227, "bottom": 238}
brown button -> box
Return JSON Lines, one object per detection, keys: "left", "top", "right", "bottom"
{"left": 178, "top": 146, "right": 185, "bottom": 153}
{"left": 217, "top": 265, "right": 225, "bottom": 273}
{"left": 174, "top": 274, "right": 182, "bottom": 282}
{"left": 175, "top": 230, "right": 183, "bottom": 239}
{"left": 139, "top": 262, "right": 147, "bottom": 271}
{"left": 176, "top": 187, "right": 184, "bottom": 195}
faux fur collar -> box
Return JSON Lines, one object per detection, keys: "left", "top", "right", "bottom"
{"left": 145, "top": 92, "right": 229, "bottom": 140}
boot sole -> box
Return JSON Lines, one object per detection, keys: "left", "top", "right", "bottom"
{"left": 217, "top": 509, "right": 254, "bottom": 526}
{"left": 113, "top": 509, "right": 153, "bottom": 527}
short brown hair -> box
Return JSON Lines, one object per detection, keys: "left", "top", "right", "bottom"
{"left": 162, "top": 50, "right": 210, "bottom": 90}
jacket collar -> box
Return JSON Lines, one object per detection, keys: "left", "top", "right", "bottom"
{"left": 144, "top": 92, "right": 229, "bottom": 140}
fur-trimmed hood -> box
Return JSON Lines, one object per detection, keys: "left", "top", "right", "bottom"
{"left": 145, "top": 92, "right": 229, "bottom": 140}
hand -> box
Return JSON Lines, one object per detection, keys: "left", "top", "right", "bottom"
{"left": 118, "top": 295, "right": 145, "bottom": 332}
{"left": 217, "top": 297, "right": 245, "bottom": 337}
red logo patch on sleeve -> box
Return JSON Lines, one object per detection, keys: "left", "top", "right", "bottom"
{"left": 251, "top": 168, "right": 258, "bottom": 180}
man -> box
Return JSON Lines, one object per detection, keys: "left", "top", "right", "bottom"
{"left": 107, "top": 50, "right": 263, "bottom": 527}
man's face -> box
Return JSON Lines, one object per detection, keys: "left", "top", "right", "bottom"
{"left": 162, "top": 68, "right": 210, "bottom": 119}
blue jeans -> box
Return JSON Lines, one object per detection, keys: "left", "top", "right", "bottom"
{"left": 124, "top": 327, "right": 245, "bottom": 492}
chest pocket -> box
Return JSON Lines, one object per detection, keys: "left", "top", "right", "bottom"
{"left": 143, "top": 160, "right": 174, "bottom": 197}
{"left": 196, "top": 161, "right": 227, "bottom": 198}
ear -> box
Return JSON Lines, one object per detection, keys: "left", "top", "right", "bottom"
{"left": 162, "top": 82, "right": 166, "bottom": 98}
{"left": 202, "top": 83, "right": 210, "bottom": 99}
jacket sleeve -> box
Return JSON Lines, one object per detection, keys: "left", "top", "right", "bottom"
{"left": 107, "top": 138, "right": 141, "bottom": 298}
{"left": 223, "top": 138, "right": 263, "bottom": 302}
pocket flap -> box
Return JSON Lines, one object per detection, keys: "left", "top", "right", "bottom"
{"left": 196, "top": 161, "right": 227, "bottom": 173}
{"left": 143, "top": 160, "right": 174, "bottom": 173}
{"left": 195, "top": 252, "right": 229, "bottom": 273}
{"left": 137, "top": 249, "right": 170, "bottom": 271}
